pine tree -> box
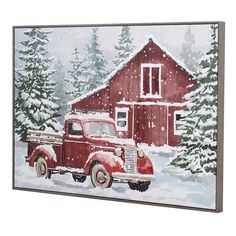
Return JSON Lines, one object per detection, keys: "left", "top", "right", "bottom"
{"left": 170, "top": 24, "right": 218, "bottom": 176}
{"left": 82, "top": 28, "right": 108, "bottom": 92}
{"left": 53, "top": 58, "right": 70, "bottom": 124}
{"left": 15, "top": 28, "right": 61, "bottom": 142}
{"left": 113, "top": 26, "right": 134, "bottom": 67}
{"left": 66, "top": 47, "right": 84, "bottom": 98}
{"left": 180, "top": 26, "right": 203, "bottom": 73}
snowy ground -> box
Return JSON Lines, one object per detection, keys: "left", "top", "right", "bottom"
{"left": 14, "top": 141, "right": 215, "bottom": 209}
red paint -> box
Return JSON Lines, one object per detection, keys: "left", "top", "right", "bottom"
{"left": 71, "top": 38, "right": 195, "bottom": 146}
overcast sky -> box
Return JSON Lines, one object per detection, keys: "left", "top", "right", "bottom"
{"left": 15, "top": 24, "right": 212, "bottom": 73}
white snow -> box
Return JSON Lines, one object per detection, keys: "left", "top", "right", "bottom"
{"left": 91, "top": 137, "right": 135, "bottom": 146}
{"left": 14, "top": 141, "right": 216, "bottom": 209}
{"left": 64, "top": 112, "right": 114, "bottom": 123}
{"left": 55, "top": 166, "right": 84, "bottom": 173}
{"left": 35, "top": 144, "right": 57, "bottom": 162}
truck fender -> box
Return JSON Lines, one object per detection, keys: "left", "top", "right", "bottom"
{"left": 83, "top": 151, "right": 124, "bottom": 175}
{"left": 29, "top": 145, "right": 57, "bottom": 169}
{"left": 137, "top": 156, "right": 154, "bottom": 175}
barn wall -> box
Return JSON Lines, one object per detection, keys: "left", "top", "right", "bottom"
{"left": 132, "top": 105, "right": 167, "bottom": 146}
{"left": 72, "top": 87, "right": 110, "bottom": 111}
{"left": 109, "top": 40, "right": 194, "bottom": 105}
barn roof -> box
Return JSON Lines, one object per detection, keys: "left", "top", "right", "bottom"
{"left": 68, "top": 36, "right": 193, "bottom": 105}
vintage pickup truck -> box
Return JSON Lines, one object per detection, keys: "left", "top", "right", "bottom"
{"left": 26, "top": 112, "right": 155, "bottom": 192}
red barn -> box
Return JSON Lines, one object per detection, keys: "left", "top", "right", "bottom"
{"left": 68, "top": 38, "right": 195, "bottom": 146}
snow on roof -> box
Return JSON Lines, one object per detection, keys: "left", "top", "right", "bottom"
{"left": 64, "top": 112, "right": 114, "bottom": 122}
{"left": 151, "top": 38, "right": 195, "bottom": 76}
{"left": 68, "top": 36, "right": 193, "bottom": 105}
{"left": 117, "top": 100, "right": 186, "bottom": 107}
{"left": 68, "top": 84, "right": 109, "bottom": 105}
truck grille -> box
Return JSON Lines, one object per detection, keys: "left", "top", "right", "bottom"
{"left": 124, "top": 147, "right": 137, "bottom": 174}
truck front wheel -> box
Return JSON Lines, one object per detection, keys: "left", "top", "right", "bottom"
{"left": 128, "top": 181, "right": 150, "bottom": 192}
{"left": 90, "top": 164, "right": 112, "bottom": 189}
{"left": 35, "top": 157, "right": 51, "bottom": 179}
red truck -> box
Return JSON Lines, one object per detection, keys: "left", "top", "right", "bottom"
{"left": 26, "top": 112, "right": 155, "bottom": 192}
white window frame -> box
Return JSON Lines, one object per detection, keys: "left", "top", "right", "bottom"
{"left": 174, "top": 110, "right": 186, "bottom": 135}
{"left": 140, "top": 63, "right": 162, "bottom": 98}
{"left": 115, "top": 107, "right": 129, "bottom": 132}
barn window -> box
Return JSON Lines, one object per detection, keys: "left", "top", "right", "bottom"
{"left": 141, "top": 64, "right": 162, "bottom": 98}
{"left": 115, "top": 107, "right": 129, "bottom": 131}
{"left": 174, "top": 111, "right": 186, "bottom": 135}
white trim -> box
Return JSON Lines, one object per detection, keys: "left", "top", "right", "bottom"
{"left": 140, "top": 63, "right": 162, "bottom": 98}
{"left": 117, "top": 100, "right": 185, "bottom": 107}
{"left": 115, "top": 107, "right": 129, "bottom": 132}
{"left": 173, "top": 110, "right": 186, "bottom": 135}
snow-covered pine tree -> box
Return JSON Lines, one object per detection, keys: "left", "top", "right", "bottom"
{"left": 180, "top": 26, "right": 203, "bottom": 73}
{"left": 66, "top": 47, "right": 84, "bottom": 98}
{"left": 15, "top": 28, "right": 61, "bottom": 142}
{"left": 53, "top": 58, "right": 70, "bottom": 124}
{"left": 113, "top": 26, "right": 134, "bottom": 67}
{"left": 169, "top": 24, "right": 218, "bottom": 176}
{"left": 82, "top": 28, "right": 108, "bottom": 92}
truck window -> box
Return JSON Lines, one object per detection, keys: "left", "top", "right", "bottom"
{"left": 68, "top": 122, "right": 83, "bottom": 136}
{"left": 84, "top": 122, "right": 116, "bottom": 137}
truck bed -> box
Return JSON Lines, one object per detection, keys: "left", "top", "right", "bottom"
{"left": 27, "top": 130, "right": 64, "bottom": 165}
{"left": 27, "top": 130, "right": 63, "bottom": 144}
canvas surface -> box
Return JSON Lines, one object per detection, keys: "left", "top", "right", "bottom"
{"left": 13, "top": 23, "right": 223, "bottom": 211}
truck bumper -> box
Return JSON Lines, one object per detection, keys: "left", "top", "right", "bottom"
{"left": 111, "top": 172, "right": 155, "bottom": 182}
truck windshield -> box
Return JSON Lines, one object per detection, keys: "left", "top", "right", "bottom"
{"left": 84, "top": 122, "right": 116, "bottom": 137}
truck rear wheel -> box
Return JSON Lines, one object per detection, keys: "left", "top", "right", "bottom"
{"left": 90, "top": 164, "right": 112, "bottom": 189}
{"left": 128, "top": 181, "right": 150, "bottom": 192}
{"left": 36, "top": 157, "right": 51, "bottom": 179}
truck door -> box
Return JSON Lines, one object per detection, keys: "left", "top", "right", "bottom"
{"left": 64, "top": 120, "right": 90, "bottom": 168}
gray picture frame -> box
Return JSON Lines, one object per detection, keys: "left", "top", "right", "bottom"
{"left": 12, "top": 21, "right": 225, "bottom": 212}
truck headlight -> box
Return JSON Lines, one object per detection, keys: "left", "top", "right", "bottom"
{"left": 137, "top": 149, "right": 145, "bottom": 158}
{"left": 115, "top": 147, "right": 123, "bottom": 157}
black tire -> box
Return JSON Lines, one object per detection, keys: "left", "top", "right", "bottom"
{"left": 35, "top": 157, "right": 51, "bottom": 179}
{"left": 128, "top": 181, "right": 150, "bottom": 192}
{"left": 72, "top": 174, "right": 87, "bottom": 183}
{"left": 90, "top": 164, "right": 112, "bottom": 189}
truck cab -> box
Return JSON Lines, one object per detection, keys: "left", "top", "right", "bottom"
{"left": 26, "top": 112, "right": 155, "bottom": 192}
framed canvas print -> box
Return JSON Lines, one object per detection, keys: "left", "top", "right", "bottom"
{"left": 13, "top": 22, "right": 225, "bottom": 212}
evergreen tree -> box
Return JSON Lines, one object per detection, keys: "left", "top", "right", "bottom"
{"left": 170, "top": 24, "right": 218, "bottom": 176}
{"left": 180, "top": 26, "right": 203, "bottom": 73}
{"left": 15, "top": 28, "right": 61, "bottom": 142}
{"left": 113, "top": 26, "right": 134, "bottom": 67}
{"left": 82, "top": 28, "right": 108, "bottom": 92}
{"left": 53, "top": 58, "right": 70, "bottom": 124}
{"left": 66, "top": 47, "right": 84, "bottom": 98}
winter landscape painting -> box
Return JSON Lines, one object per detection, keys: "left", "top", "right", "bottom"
{"left": 13, "top": 22, "right": 224, "bottom": 211}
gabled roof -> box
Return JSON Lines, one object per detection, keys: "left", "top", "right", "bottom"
{"left": 68, "top": 37, "right": 193, "bottom": 105}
